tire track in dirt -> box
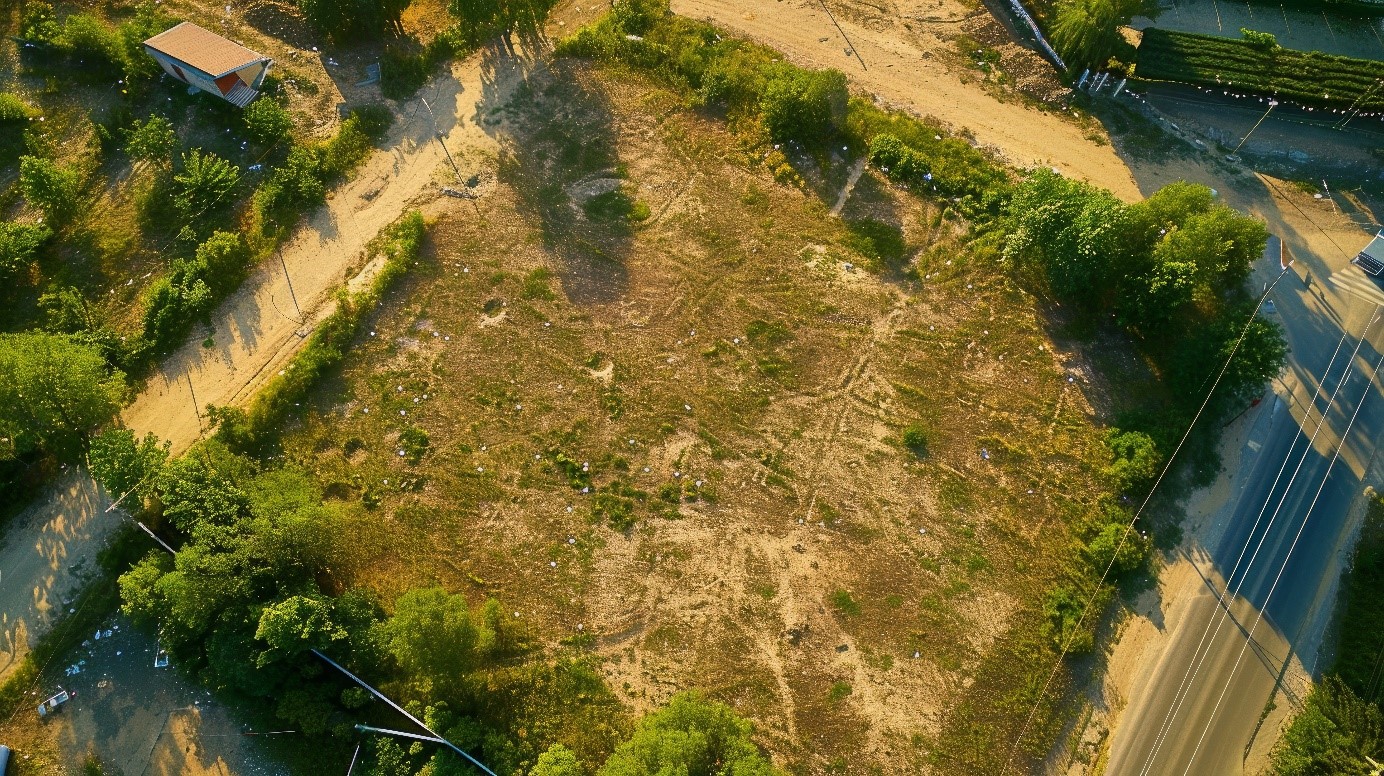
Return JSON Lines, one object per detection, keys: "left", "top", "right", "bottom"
{"left": 0, "top": 47, "right": 536, "bottom": 683}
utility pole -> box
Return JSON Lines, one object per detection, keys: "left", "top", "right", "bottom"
{"left": 422, "top": 98, "right": 464, "bottom": 183}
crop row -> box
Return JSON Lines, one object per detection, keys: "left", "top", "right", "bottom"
{"left": 1135, "top": 28, "right": 1384, "bottom": 111}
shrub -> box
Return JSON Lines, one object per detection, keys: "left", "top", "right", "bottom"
{"left": 242, "top": 99, "right": 294, "bottom": 146}
{"left": 611, "top": 0, "right": 669, "bottom": 35}
{"left": 349, "top": 104, "right": 395, "bottom": 141}
{"left": 1241, "top": 28, "right": 1279, "bottom": 51}
{"left": 174, "top": 149, "right": 241, "bottom": 222}
{"left": 319, "top": 116, "right": 373, "bottom": 178}
{"left": 125, "top": 115, "right": 178, "bottom": 163}
{"left": 829, "top": 589, "right": 861, "bottom": 616}
{"left": 380, "top": 46, "right": 431, "bottom": 101}
{"left": 0, "top": 332, "right": 127, "bottom": 461}
{"left": 598, "top": 691, "right": 779, "bottom": 776}
{"left": 901, "top": 422, "right": 930, "bottom": 455}
{"left": 0, "top": 222, "right": 52, "bottom": 278}
{"left": 1040, "top": 585, "right": 1102, "bottom": 654}
{"left": 0, "top": 93, "right": 37, "bottom": 124}
{"left": 1084, "top": 522, "right": 1148, "bottom": 576}
{"left": 60, "top": 13, "right": 125, "bottom": 71}
{"left": 193, "top": 231, "right": 253, "bottom": 295}
{"left": 759, "top": 64, "right": 847, "bottom": 143}
{"left": 141, "top": 262, "right": 214, "bottom": 351}
{"left": 398, "top": 425, "right": 430, "bottom": 463}
{"left": 18, "top": 155, "right": 83, "bottom": 223}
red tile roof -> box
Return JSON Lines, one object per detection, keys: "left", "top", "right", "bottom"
{"left": 143, "top": 22, "right": 265, "bottom": 78}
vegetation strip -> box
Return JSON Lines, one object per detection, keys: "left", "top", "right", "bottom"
{"left": 1135, "top": 27, "right": 1384, "bottom": 112}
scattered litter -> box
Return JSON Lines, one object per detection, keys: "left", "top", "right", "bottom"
{"left": 549, "top": 561, "right": 557, "bottom": 567}
{"left": 94, "top": 631, "right": 101, "bottom": 641}
{"left": 913, "top": 650, "right": 921, "bottom": 659}
{"left": 370, "top": 331, "right": 376, "bottom": 336}
{"left": 684, "top": 404, "right": 692, "bottom": 411}
{"left": 568, "top": 537, "right": 576, "bottom": 544}
{"left": 628, "top": 439, "right": 636, "bottom": 445}
{"left": 154, "top": 650, "right": 169, "bottom": 668}
{"left": 566, "top": 505, "right": 573, "bottom": 513}
{"left": 115, "top": 651, "right": 121, "bottom": 656}
{"left": 477, "top": 466, "right": 485, "bottom": 473}
{"left": 363, "top": 408, "right": 369, "bottom": 414}
{"left": 399, "top": 450, "right": 406, "bottom": 456}
{"left": 919, "top": 527, "right": 927, "bottom": 535}
{"left": 643, "top": 467, "right": 651, "bottom": 473}
{"left": 673, "top": 471, "right": 682, "bottom": 478}
{"left": 981, "top": 448, "right": 990, "bottom": 460}
{"left": 399, "top": 410, "right": 407, "bottom": 416}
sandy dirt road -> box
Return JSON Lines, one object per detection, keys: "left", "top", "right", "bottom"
{"left": 0, "top": 48, "right": 522, "bottom": 685}
{"left": 671, "top": 0, "right": 1143, "bottom": 200}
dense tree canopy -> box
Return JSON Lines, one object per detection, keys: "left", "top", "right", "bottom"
{"left": 1273, "top": 677, "right": 1384, "bottom": 775}
{"left": 1049, "top": 0, "right": 1150, "bottom": 70}
{"left": 598, "top": 692, "right": 780, "bottom": 776}
{"left": 0, "top": 332, "right": 126, "bottom": 460}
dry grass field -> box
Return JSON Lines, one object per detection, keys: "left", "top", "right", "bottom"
{"left": 272, "top": 57, "right": 1112, "bottom": 772}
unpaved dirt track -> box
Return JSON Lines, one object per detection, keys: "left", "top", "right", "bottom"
{"left": 0, "top": 48, "right": 523, "bottom": 681}
{"left": 671, "top": 0, "right": 1143, "bottom": 200}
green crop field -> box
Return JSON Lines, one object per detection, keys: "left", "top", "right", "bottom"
{"left": 1135, "top": 27, "right": 1384, "bottom": 111}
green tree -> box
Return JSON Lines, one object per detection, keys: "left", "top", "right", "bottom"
{"left": 1103, "top": 429, "right": 1160, "bottom": 493}
{"left": 1085, "top": 521, "right": 1148, "bottom": 575}
{"left": 598, "top": 691, "right": 779, "bottom": 776}
{"left": 88, "top": 428, "right": 169, "bottom": 502}
{"left": 1049, "top": 0, "right": 1147, "bottom": 70}
{"left": 119, "top": 551, "right": 175, "bottom": 623}
{"left": 530, "top": 744, "right": 583, "bottom": 776}
{"left": 380, "top": 587, "right": 484, "bottom": 692}
{"left": 0, "top": 222, "right": 51, "bottom": 279}
{"left": 1169, "top": 303, "right": 1284, "bottom": 413}
{"left": 242, "top": 99, "right": 293, "bottom": 147}
{"left": 1152, "top": 205, "right": 1267, "bottom": 299}
{"left": 194, "top": 231, "right": 253, "bottom": 295}
{"left": 1273, "top": 676, "right": 1384, "bottom": 775}
{"left": 18, "top": 155, "right": 83, "bottom": 223}
{"left": 126, "top": 115, "right": 178, "bottom": 164}
{"left": 255, "top": 593, "right": 347, "bottom": 666}
{"left": 0, "top": 332, "right": 126, "bottom": 460}
{"left": 174, "top": 149, "right": 241, "bottom": 221}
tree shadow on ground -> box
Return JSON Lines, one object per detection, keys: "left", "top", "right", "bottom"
{"left": 476, "top": 41, "right": 631, "bottom": 305}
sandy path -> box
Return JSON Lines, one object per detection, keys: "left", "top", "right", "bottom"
{"left": 671, "top": 0, "right": 1143, "bottom": 200}
{"left": 0, "top": 48, "right": 522, "bottom": 682}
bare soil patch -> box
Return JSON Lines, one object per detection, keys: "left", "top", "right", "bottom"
{"left": 280, "top": 59, "right": 1114, "bottom": 773}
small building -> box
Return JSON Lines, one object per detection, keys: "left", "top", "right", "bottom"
{"left": 143, "top": 22, "right": 271, "bottom": 108}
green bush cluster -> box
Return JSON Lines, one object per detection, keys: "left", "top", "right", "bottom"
{"left": 1136, "top": 27, "right": 1384, "bottom": 111}
{"left": 141, "top": 231, "right": 251, "bottom": 353}
{"left": 0, "top": 222, "right": 52, "bottom": 279}
{"left": 558, "top": 0, "right": 850, "bottom": 146}
{"left": 252, "top": 107, "right": 392, "bottom": 232}
{"left": 17, "top": 155, "right": 83, "bottom": 223}
{"left": 19, "top": 2, "right": 175, "bottom": 83}
{"left": 866, "top": 132, "right": 1009, "bottom": 214}
{"left": 0, "top": 93, "right": 39, "bottom": 125}
{"left": 1273, "top": 498, "right": 1384, "bottom": 771}
{"left": 214, "top": 212, "right": 426, "bottom": 453}
{"left": 1004, "top": 172, "right": 1282, "bottom": 430}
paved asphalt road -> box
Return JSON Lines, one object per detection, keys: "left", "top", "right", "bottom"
{"left": 1107, "top": 237, "right": 1384, "bottom": 774}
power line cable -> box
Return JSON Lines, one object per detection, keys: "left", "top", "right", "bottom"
{"left": 1179, "top": 339, "right": 1384, "bottom": 774}
{"left": 1001, "top": 264, "right": 1293, "bottom": 773}
{"left": 1136, "top": 307, "right": 1380, "bottom": 775}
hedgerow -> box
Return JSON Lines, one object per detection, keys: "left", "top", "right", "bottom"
{"left": 1136, "top": 27, "right": 1384, "bottom": 111}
